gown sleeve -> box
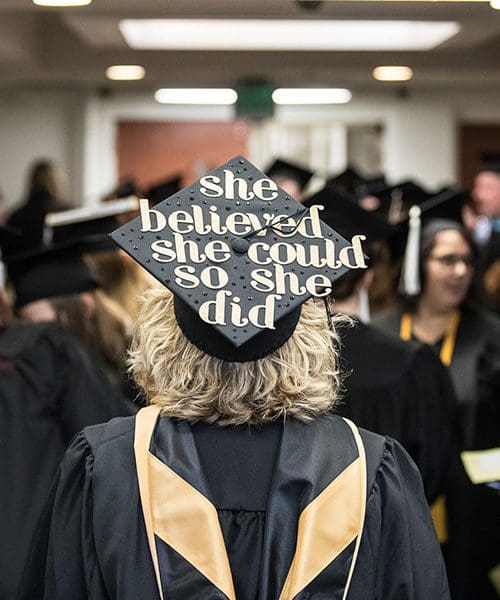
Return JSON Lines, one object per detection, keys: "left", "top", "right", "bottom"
{"left": 353, "top": 437, "right": 451, "bottom": 600}
{"left": 17, "top": 433, "right": 109, "bottom": 600}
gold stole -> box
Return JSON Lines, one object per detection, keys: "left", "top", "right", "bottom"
{"left": 399, "top": 310, "right": 461, "bottom": 368}
{"left": 399, "top": 310, "right": 461, "bottom": 544}
{"left": 134, "top": 405, "right": 367, "bottom": 600}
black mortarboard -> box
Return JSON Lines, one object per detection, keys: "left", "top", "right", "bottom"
{"left": 147, "top": 175, "right": 183, "bottom": 207}
{"left": 364, "top": 180, "right": 431, "bottom": 223}
{"left": 356, "top": 175, "right": 388, "bottom": 199}
{"left": 479, "top": 152, "right": 500, "bottom": 175}
{"left": 6, "top": 243, "right": 99, "bottom": 308}
{"left": 418, "top": 187, "right": 468, "bottom": 224}
{"left": 111, "top": 156, "right": 367, "bottom": 362}
{"left": 266, "top": 159, "right": 314, "bottom": 192}
{"left": 327, "top": 166, "right": 366, "bottom": 197}
{"left": 307, "top": 187, "right": 395, "bottom": 247}
{"left": 113, "top": 179, "right": 137, "bottom": 199}
{"left": 45, "top": 197, "right": 140, "bottom": 252}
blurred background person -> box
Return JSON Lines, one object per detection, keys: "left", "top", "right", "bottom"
{"left": 376, "top": 218, "right": 500, "bottom": 599}
{"left": 266, "top": 158, "right": 314, "bottom": 202}
{"left": 6, "top": 160, "right": 70, "bottom": 255}
{"left": 45, "top": 198, "right": 160, "bottom": 321}
{"left": 7, "top": 244, "right": 134, "bottom": 397}
{"left": 313, "top": 187, "right": 459, "bottom": 510}
{"left": 471, "top": 157, "right": 500, "bottom": 313}
{"left": 0, "top": 265, "right": 134, "bottom": 599}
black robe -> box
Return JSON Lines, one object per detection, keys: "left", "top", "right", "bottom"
{"left": 337, "top": 320, "right": 458, "bottom": 504}
{"left": 374, "top": 308, "right": 500, "bottom": 600}
{"left": 19, "top": 410, "right": 450, "bottom": 599}
{"left": 0, "top": 323, "right": 136, "bottom": 600}
{"left": 5, "top": 191, "right": 71, "bottom": 256}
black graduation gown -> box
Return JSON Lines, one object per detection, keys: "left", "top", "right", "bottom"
{"left": 374, "top": 308, "right": 500, "bottom": 600}
{"left": 0, "top": 323, "right": 136, "bottom": 600}
{"left": 19, "top": 411, "right": 450, "bottom": 599}
{"left": 337, "top": 320, "right": 458, "bottom": 504}
{"left": 6, "top": 191, "right": 71, "bottom": 256}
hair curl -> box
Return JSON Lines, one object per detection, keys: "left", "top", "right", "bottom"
{"left": 128, "top": 288, "right": 346, "bottom": 426}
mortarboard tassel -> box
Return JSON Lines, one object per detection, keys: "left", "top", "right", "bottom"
{"left": 0, "top": 253, "right": 5, "bottom": 289}
{"left": 358, "top": 288, "right": 371, "bottom": 323}
{"left": 399, "top": 205, "right": 422, "bottom": 296}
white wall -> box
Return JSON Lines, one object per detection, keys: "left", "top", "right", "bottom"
{"left": 0, "top": 90, "right": 82, "bottom": 209}
{"left": 2, "top": 88, "right": 500, "bottom": 208}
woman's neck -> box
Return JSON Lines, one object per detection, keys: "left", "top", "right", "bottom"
{"left": 412, "top": 298, "right": 457, "bottom": 344}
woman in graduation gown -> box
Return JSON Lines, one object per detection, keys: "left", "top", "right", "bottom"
{"left": 19, "top": 158, "right": 449, "bottom": 600}
{"left": 310, "top": 187, "right": 459, "bottom": 506}
{"left": 375, "top": 219, "right": 500, "bottom": 599}
{"left": 0, "top": 321, "right": 135, "bottom": 600}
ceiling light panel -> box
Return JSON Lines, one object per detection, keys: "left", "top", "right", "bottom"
{"left": 272, "top": 88, "right": 352, "bottom": 104}
{"left": 155, "top": 89, "right": 238, "bottom": 105}
{"left": 33, "top": 0, "right": 92, "bottom": 5}
{"left": 119, "top": 19, "right": 461, "bottom": 52}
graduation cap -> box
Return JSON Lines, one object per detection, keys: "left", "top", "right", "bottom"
{"left": 103, "top": 179, "right": 137, "bottom": 201}
{"left": 398, "top": 187, "right": 468, "bottom": 296}
{"left": 111, "top": 156, "right": 367, "bottom": 362}
{"left": 147, "top": 175, "right": 183, "bottom": 207}
{"left": 327, "top": 166, "right": 366, "bottom": 197}
{"left": 363, "top": 180, "right": 431, "bottom": 223}
{"left": 307, "top": 187, "right": 395, "bottom": 248}
{"left": 479, "top": 152, "right": 500, "bottom": 175}
{"left": 6, "top": 242, "right": 99, "bottom": 309}
{"left": 45, "top": 197, "right": 140, "bottom": 252}
{"left": 266, "top": 159, "right": 314, "bottom": 193}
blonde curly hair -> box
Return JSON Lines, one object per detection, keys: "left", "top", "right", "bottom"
{"left": 129, "top": 288, "right": 346, "bottom": 425}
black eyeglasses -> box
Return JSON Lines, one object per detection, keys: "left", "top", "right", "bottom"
{"left": 428, "top": 254, "right": 474, "bottom": 269}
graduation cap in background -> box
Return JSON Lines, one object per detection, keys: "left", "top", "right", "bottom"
{"left": 147, "top": 175, "right": 183, "bottom": 207}
{"left": 45, "top": 197, "right": 140, "bottom": 252}
{"left": 398, "top": 187, "right": 468, "bottom": 296}
{"left": 327, "top": 166, "right": 366, "bottom": 197}
{"left": 6, "top": 242, "right": 99, "bottom": 309}
{"left": 307, "top": 187, "right": 395, "bottom": 249}
{"left": 306, "top": 187, "right": 395, "bottom": 323}
{"left": 111, "top": 155, "right": 366, "bottom": 362}
{"left": 112, "top": 179, "right": 137, "bottom": 200}
{"left": 363, "top": 180, "right": 431, "bottom": 223}
{"left": 266, "top": 158, "right": 314, "bottom": 193}
{"left": 479, "top": 152, "right": 500, "bottom": 175}
{"left": 356, "top": 174, "right": 388, "bottom": 199}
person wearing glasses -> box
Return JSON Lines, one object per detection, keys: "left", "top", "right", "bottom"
{"left": 376, "top": 218, "right": 500, "bottom": 600}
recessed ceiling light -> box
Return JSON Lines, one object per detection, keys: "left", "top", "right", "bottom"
{"left": 373, "top": 66, "right": 414, "bottom": 82}
{"left": 33, "top": 0, "right": 92, "bottom": 6}
{"left": 106, "top": 65, "right": 146, "bottom": 81}
{"left": 272, "top": 88, "right": 352, "bottom": 105}
{"left": 154, "top": 89, "right": 238, "bottom": 105}
{"left": 490, "top": 0, "right": 500, "bottom": 8}
{"left": 119, "top": 19, "right": 460, "bottom": 51}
